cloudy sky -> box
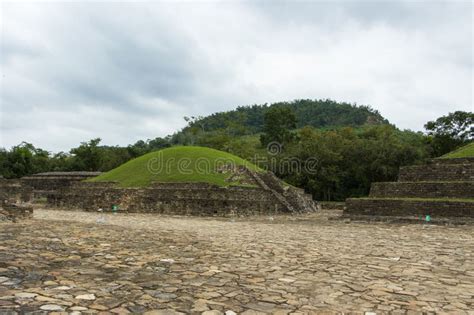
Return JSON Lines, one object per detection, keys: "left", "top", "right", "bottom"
{"left": 1, "top": 1, "right": 472, "bottom": 152}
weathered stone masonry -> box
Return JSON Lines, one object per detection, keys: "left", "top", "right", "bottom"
{"left": 0, "top": 179, "right": 34, "bottom": 221}
{"left": 0, "top": 166, "right": 317, "bottom": 216}
{"left": 370, "top": 181, "right": 474, "bottom": 199}
{"left": 344, "top": 157, "right": 474, "bottom": 219}
{"left": 21, "top": 172, "right": 101, "bottom": 198}
{"left": 46, "top": 182, "right": 288, "bottom": 216}
{"left": 46, "top": 174, "right": 317, "bottom": 216}
{"left": 345, "top": 199, "right": 473, "bottom": 217}
{"left": 398, "top": 163, "right": 474, "bottom": 182}
{"left": 0, "top": 178, "right": 32, "bottom": 202}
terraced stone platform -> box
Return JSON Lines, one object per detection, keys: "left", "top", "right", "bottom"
{"left": 44, "top": 168, "right": 317, "bottom": 216}
{"left": 344, "top": 157, "right": 474, "bottom": 220}
{"left": 398, "top": 160, "right": 474, "bottom": 182}
{"left": 369, "top": 181, "right": 474, "bottom": 199}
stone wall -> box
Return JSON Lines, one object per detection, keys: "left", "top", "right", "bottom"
{"left": 0, "top": 201, "right": 33, "bottom": 222}
{"left": 370, "top": 182, "right": 474, "bottom": 199}
{"left": 398, "top": 163, "right": 473, "bottom": 182}
{"left": 344, "top": 158, "right": 474, "bottom": 219}
{"left": 427, "top": 157, "right": 474, "bottom": 165}
{"left": 3, "top": 168, "right": 318, "bottom": 216}
{"left": 46, "top": 182, "right": 287, "bottom": 216}
{"left": 44, "top": 167, "right": 319, "bottom": 216}
{"left": 345, "top": 198, "right": 474, "bottom": 218}
{"left": 319, "top": 202, "right": 346, "bottom": 210}
{"left": 21, "top": 172, "right": 101, "bottom": 198}
{"left": 0, "top": 179, "right": 33, "bottom": 202}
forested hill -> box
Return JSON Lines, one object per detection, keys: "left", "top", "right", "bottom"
{"left": 181, "top": 99, "right": 389, "bottom": 135}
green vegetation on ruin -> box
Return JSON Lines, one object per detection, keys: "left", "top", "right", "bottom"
{"left": 440, "top": 143, "right": 474, "bottom": 159}
{"left": 2, "top": 103, "right": 471, "bottom": 202}
{"left": 88, "top": 146, "right": 262, "bottom": 188}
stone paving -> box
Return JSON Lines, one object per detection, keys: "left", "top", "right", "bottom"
{"left": 0, "top": 209, "right": 473, "bottom": 314}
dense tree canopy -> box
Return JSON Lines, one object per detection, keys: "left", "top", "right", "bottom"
{"left": 1, "top": 102, "right": 471, "bottom": 202}
{"left": 174, "top": 99, "right": 388, "bottom": 141}
{"left": 274, "top": 125, "right": 430, "bottom": 200}
{"left": 260, "top": 107, "right": 297, "bottom": 146}
{"left": 0, "top": 137, "right": 170, "bottom": 178}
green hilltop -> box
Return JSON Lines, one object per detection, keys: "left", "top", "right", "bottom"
{"left": 177, "top": 99, "right": 388, "bottom": 136}
{"left": 88, "top": 146, "right": 262, "bottom": 188}
{"left": 441, "top": 142, "right": 474, "bottom": 159}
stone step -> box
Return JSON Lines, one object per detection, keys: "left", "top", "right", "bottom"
{"left": 245, "top": 170, "right": 296, "bottom": 212}
{"left": 398, "top": 163, "right": 474, "bottom": 182}
{"left": 344, "top": 198, "right": 474, "bottom": 218}
{"left": 339, "top": 214, "right": 474, "bottom": 225}
{"left": 369, "top": 181, "right": 474, "bottom": 199}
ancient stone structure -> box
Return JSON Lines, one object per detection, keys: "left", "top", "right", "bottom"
{"left": 344, "top": 157, "right": 474, "bottom": 221}
{"left": 369, "top": 181, "right": 474, "bottom": 199}
{"left": 0, "top": 167, "right": 317, "bottom": 216}
{"left": 21, "top": 172, "right": 101, "bottom": 199}
{"left": 45, "top": 168, "right": 318, "bottom": 216}
{"left": 0, "top": 178, "right": 33, "bottom": 203}
{"left": 0, "top": 181, "right": 33, "bottom": 222}
{"left": 319, "top": 201, "right": 346, "bottom": 210}
{"left": 0, "top": 201, "right": 33, "bottom": 222}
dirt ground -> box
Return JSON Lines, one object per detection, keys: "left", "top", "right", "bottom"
{"left": 0, "top": 209, "right": 473, "bottom": 314}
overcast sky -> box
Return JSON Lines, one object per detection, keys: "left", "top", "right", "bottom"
{"left": 1, "top": 1, "right": 472, "bottom": 152}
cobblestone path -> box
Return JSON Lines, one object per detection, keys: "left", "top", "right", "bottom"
{"left": 0, "top": 209, "right": 473, "bottom": 314}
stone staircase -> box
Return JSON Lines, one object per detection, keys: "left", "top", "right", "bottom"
{"left": 344, "top": 157, "right": 474, "bottom": 222}
{"left": 246, "top": 169, "right": 318, "bottom": 213}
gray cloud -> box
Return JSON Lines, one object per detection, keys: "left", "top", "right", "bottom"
{"left": 1, "top": 1, "right": 472, "bottom": 152}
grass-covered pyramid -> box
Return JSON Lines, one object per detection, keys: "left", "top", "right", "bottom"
{"left": 89, "top": 146, "right": 262, "bottom": 187}
{"left": 84, "top": 146, "right": 318, "bottom": 214}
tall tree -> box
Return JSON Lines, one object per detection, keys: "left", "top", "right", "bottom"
{"left": 0, "top": 142, "right": 52, "bottom": 178}
{"left": 70, "top": 138, "right": 103, "bottom": 171}
{"left": 260, "top": 107, "right": 297, "bottom": 146}
{"left": 425, "top": 111, "right": 474, "bottom": 156}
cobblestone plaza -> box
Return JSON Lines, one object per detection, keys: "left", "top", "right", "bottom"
{"left": 0, "top": 210, "right": 472, "bottom": 314}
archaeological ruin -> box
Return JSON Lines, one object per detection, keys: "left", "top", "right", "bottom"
{"left": 1, "top": 167, "right": 317, "bottom": 216}
{"left": 344, "top": 157, "right": 474, "bottom": 222}
{"left": 2, "top": 150, "right": 473, "bottom": 220}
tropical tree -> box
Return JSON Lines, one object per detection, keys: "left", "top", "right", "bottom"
{"left": 260, "top": 107, "right": 297, "bottom": 146}
{"left": 69, "top": 138, "right": 104, "bottom": 171}
{"left": 425, "top": 111, "right": 474, "bottom": 156}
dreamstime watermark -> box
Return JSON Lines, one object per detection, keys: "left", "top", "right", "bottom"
{"left": 147, "top": 142, "right": 320, "bottom": 176}
{"left": 266, "top": 141, "right": 282, "bottom": 156}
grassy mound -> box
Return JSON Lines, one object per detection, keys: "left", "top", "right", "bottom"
{"left": 89, "top": 146, "right": 262, "bottom": 187}
{"left": 441, "top": 143, "right": 474, "bottom": 159}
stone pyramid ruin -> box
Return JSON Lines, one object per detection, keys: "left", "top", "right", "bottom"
{"left": 344, "top": 157, "right": 474, "bottom": 223}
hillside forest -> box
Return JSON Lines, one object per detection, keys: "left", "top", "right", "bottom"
{"left": 1, "top": 99, "right": 473, "bottom": 201}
